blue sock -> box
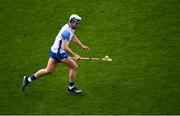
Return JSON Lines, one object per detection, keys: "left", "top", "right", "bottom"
{"left": 28, "top": 74, "right": 36, "bottom": 82}
{"left": 31, "top": 75, "right": 36, "bottom": 81}
{"left": 69, "top": 81, "right": 74, "bottom": 87}
{"left": 69, "top": 81, "right": 74, "bottom": 89}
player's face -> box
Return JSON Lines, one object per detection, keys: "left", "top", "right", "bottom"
{"left": 72, "top": 22, "right": 80, "bottom": 29}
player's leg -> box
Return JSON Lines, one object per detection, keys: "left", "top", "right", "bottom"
{"left": 34, "top": 58, "right": 58, "bottom": 78}
{"left": 62, "top": 58, "right": 78, "bottom": 82}
{"left": 62, "top": 58, "right": 82, "bottom": 94}
{"left": 22, "top": 58, "right": 58, "bottom": 91}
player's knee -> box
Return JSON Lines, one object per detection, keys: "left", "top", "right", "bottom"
{"left": 46, "top": 68, "right": 53, "bottom": 74}
{"left": 72, "top": 64, "right": 78, "bottom": 70}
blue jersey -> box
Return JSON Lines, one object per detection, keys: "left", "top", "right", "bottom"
{"left": 51, "top": 24, "right": 75, "bottom": 54}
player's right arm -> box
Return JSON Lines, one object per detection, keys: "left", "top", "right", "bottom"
{"left": 61, "top": 40, "right": 79, "bottom": 58}
{"left": 61, "top": 30, "right": 80, "bottom": 60}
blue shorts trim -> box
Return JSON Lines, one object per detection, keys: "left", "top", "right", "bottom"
{"left": 50, "top": 50, "right": 69, "bottom": 62}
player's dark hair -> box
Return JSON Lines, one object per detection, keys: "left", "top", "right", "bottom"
{"left": 70, "top": 18, "right": 80, "bottom": 24}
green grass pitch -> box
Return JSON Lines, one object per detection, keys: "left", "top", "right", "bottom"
{"left": 0, "top": 0, "right": 180, "bottom": 114}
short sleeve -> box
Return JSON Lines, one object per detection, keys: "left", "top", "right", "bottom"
{"left": 61, "top": 30, "right": 70, "bottom": 41}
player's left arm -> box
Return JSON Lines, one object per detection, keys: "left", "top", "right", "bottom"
{"left": 72, "top": 34, "right": 90, "bottom": 51}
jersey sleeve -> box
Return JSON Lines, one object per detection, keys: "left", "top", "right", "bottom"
{"left": 61, "top": 30, "right": 70, "bottom": 41}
